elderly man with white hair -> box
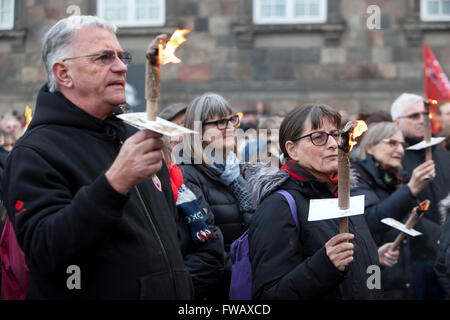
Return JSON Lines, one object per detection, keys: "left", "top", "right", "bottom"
{"left": 1, "top": 15, "right": 194, "bottom": 299}
{"left": 390, "top": 93, "right": 450, "bottom": 300}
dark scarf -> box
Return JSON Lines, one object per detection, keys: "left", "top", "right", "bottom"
{"left": 370, "top": 155, "right": 403, "bottom": 191}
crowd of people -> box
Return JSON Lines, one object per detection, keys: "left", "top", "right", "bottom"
{"left": 0, "top": 15, "right": 449, "bottom": 300}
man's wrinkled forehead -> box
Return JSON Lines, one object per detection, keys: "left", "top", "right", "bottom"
{"left": 72, "top": 25, "right": 121, "bottom": 51}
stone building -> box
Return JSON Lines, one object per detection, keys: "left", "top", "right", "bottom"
{"left": 0, "top": 0, "right": 449, "bottom": 118}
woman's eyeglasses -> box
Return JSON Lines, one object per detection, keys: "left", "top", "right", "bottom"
{"left": 381, "top": 139, "right": 406, "bottom": 149}
{"left": 203, "top": 115, "right": 240, "bottom": 130}
{"left": 292, "top": 130, "right": 339, "bottom": 146}
{"left": 62, "top": 50, "right": 132, "bottom": 65}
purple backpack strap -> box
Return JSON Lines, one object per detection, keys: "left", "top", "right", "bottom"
{"left": 275, "top": 190, "right": 299, "bottom": 231}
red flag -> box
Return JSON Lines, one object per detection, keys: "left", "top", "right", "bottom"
{"left": 423, "top": 42, "right": 450, "bottom": 133}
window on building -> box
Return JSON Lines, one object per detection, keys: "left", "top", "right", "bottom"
{"left": 0, "top": 0, "right": 14, "bottom": 30}
{"left": 97, "top": 0, "right": 165, "bottom": 27}
{"left": 421, "top": 0, "right": 450, "bottom": 21}
{"left": 253, "top": 0, "right": 327, "bottom": 24}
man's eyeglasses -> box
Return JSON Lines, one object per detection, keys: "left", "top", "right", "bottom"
{"left": 203, "top": 115, "right": 240, "bottom": 130}
{"left": 381, "top": 139, "right": 407, "bottom": 149}
{"left": 62, "top": 50, "right": 132, "bottom": 65}
{"left": 397, "top": 112, "right": 427, "bottom": 120}
{"left": 292, "top": 130, "right": 339, "bottom": 146}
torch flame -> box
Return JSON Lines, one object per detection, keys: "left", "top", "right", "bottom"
{"left": 426, "top": 100, "right": 436, "bottom": 119}
{"left": 236, "top": 112, "right": 244, "bottom": 128}
{"left": 159, "top": 29, "right": 190, "bottom": 65}
{"left": 25, "top": 105, "right": 33, "bottom": 128}
{"left": 419, "top": 200, "right": 430, "bottom": 212}
{"left": 348, "top": 120, "right": 368, "bottom": 152}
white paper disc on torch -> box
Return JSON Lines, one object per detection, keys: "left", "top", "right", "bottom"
{"left": 116, "top": 113, "right": 197, "bottom": 137}
{"left": 406, "top": 137, "right": 445, "bottom": 150}
{"left": 307, "top": 195, "right": 365, "bottom": 222}
{"left": 381, "top": 218, "right": 422, "bottom": 237}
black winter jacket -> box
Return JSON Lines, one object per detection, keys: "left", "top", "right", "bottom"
{"left": 247, "top": 162, "right": 381, "bottom": 300}
{"left": 435, "top": 213, "right": 450, "bottom": 299}
{"left": 1, "top": 85, "right": 194, "bottom": 299}
{"left": 401, "top": 137, "right": 450, "bottom": 261}
{"left": 176, "top": 179, "right": 225, "bottom": 299}
{"left": 180, "top": 164, "right": 247, "bottom": 250}
{"left": 180, "top": 163, "right": 248, "bottom": 299}
{"left": 351, "top": 155, "right": 418, "bottom": 299}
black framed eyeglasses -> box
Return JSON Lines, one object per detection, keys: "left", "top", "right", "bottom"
{"left": 203, "top": 115, "right": 240, "bottom": 130}
{"left": 381, "top": 139, "right": 407, "bottom": 149}
{"left": 397, "top": 112, "right": 427, "bottom": 120}
{"left": 292, "top": 130, "right": 339, "bottom": 146}
{"left": 62, "top": 50, "right": 132, "bottom": 65}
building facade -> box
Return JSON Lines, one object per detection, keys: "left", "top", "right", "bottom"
{"left": 0, "top": 0, "right": 449, "bottom": 117}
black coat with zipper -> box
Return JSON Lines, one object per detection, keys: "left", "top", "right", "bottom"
{"left": 351, "top": 155, "right": 418, "bottom": 299}
{"left": 247, "top": 164, "right": 381, "bottom": 300}
{"left": 401, "top": 137, "right": 450, "bottom": 261}
{"left": 1, "top": 84, "right": 193, "bottom": 299}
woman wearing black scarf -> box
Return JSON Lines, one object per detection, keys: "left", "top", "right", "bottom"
{"left": 351, "top": 121, "right": 435, "bottom": 299}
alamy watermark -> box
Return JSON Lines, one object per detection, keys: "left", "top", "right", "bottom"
{"left": 367, "top": 265, "right": 381, "bottom": 290}
{"left": 367, "top": 5, "right": 381, "bottom": 30}
{"left": 169, "top": 122, "right": 281, "bottom": 168}
{"left": 66, "top": 265, "right": 81, "bottom": 290}
{"left": 66, "top": 5, "right": 82, "bottom": 29}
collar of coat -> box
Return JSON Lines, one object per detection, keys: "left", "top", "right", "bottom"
{"left": 281, "top": 160, "right": 338, "bottom": 195}
{"left": 351, "top": 155, "right": 407, "bottom": 192}
{"left": 244, "top": 161, "right": 354, "bottom": 205}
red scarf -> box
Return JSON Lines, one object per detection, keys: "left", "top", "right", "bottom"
{"left": 167, "top": 161, "right": 184, "bottom": 202}
{"left": 280, "top": 160, "right": 307, "bottom": 182}
{"left": 281, "top": 160, "right": 339, "bottom": 197}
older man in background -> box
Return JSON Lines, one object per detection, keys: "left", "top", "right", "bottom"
{"left": 391, "top": 93, "right": 450, "bottom": 299}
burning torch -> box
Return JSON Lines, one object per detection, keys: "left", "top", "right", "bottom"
{"left": 405, "top": 99, "right": 445, "bottom": 168}
{"left": 423, "top": 99, "right": 437, "bottom": 162}
{"left": 146, "top": 29, "right": 190, "bottom": 121}
{"left": 338, "top": 120, "right": 368, "bottom": 234}
{"left": 22, "top": 105, "right": 33, "bottom": 133}
{"left": 390, "top": 200, "right": 430, "bottom": 251}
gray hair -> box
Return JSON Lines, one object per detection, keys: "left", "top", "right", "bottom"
{"left": 182, "top": 92, "right": 233, "bottom": 165}
{"left": 354, "top": 121, "right": 402, "bottom": 160}
{"left": 42, "top": 15, "right": 117, "bottom": 93}
{"left": 390, "top": 93, "right": 424, "bottom": 120}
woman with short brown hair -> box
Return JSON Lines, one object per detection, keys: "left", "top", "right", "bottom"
{"left": 247, "top": 104, "right": 383, "bottom": 299}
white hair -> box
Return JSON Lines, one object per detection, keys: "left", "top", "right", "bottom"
{"left": 390, "top": 93, "right": 424, "bottom": 120}
{"left": 42, "top": 15, "right": 117, "bottom": 93}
